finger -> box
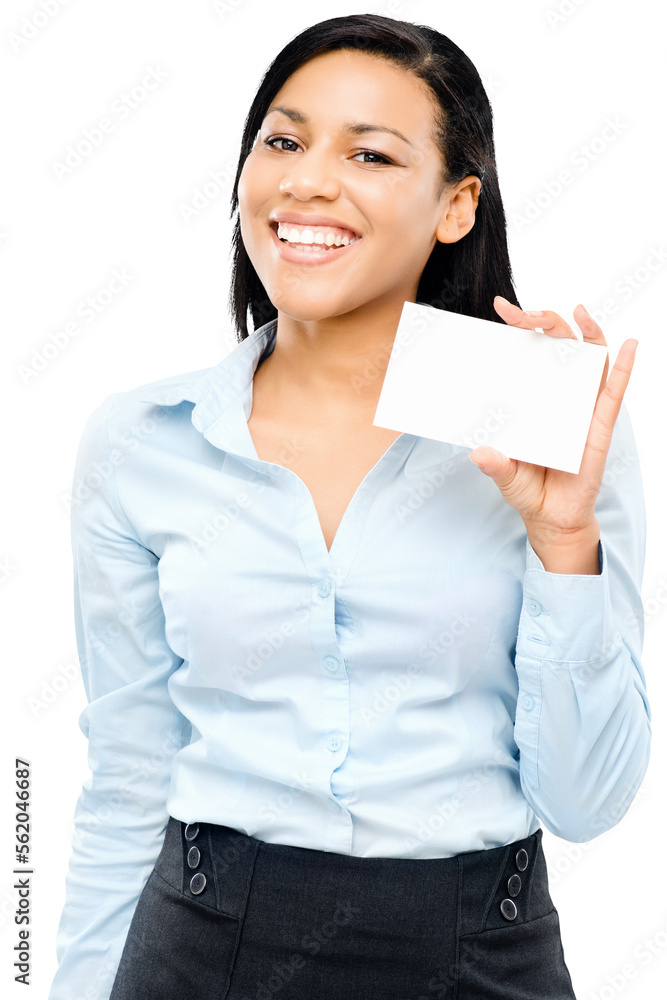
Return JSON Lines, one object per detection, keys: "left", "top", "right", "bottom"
{"left": 573, "top": 304, "right": 607, "bottom": 348}
{"left": 493, "top": 296, "right": 576, "bottom": 340}
{"left": 573, "top": 304, "right": 609, "bottom": 390}
{"left": 578, "top": 339, "right": 638, "bottom": 480}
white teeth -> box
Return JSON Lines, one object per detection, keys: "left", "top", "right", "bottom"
{"left": 276, "top": 221, "right": 358, "bottom": 247}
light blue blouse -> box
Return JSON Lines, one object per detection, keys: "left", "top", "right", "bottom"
{"left": 49, "top": 316, "right": 651, "bottom": 999}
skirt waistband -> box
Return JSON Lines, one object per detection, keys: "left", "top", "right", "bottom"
{"left": 158, "top": 816, "right": 549, "bottom": 937}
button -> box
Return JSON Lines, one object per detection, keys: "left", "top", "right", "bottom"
{"left": 189, "top": 872, "right": 207, "bottom": 895}
{"left": 515, "top": 848, "right": 529, "bottom": 871}
{"left": 317, "top": 580, "right": 332, "bottom": 598}
{"left": 184, "top": 822, "right": 200, "bottom": 841}
{"left": 326, "top": 735, "right": 343, "bottom": 752}
{"left": 324, "top": 656, "right": 340, "bottom": 672}
{"left": 507, "top": 874, "right": 522, "bottom": 897}
{"left": 187, "top": 846, "right": 201, "bottom": 869}
{"left": 500, "top": 898, "right": 517, "bottom": 921}
{"left": 527, "top": 600, "right": 543, "bottom": 617}
{"left": 521, "top": 695, "right": 535, "bottom": 711}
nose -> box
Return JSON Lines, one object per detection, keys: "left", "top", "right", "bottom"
{"left": 278, "top": 146, "right": 341, "bottom": 201}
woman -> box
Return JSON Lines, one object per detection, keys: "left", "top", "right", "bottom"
{"left": 49, "top": 13, "right": 650, "bottom": 1000}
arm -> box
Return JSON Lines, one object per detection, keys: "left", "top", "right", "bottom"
{"left": 513, "top": 401, "right": 651, "bottom": 841}
{"left": 48, "top": 394, "right": 190, "bottom": 1000}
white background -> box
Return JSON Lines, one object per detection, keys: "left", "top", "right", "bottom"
{"left": 1, "top": 1, "right": 665, "bottom": 998}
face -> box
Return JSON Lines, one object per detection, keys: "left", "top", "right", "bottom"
{"left": 237, "top": 48, "right": 474, "bottom": 324}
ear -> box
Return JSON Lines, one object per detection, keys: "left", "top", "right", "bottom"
{"left": 435, "top": 175, "right": 482, "bottom": 244}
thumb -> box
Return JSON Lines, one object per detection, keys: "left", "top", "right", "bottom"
{"left": 469, "top": 446, "right": 512, "bottom": 480}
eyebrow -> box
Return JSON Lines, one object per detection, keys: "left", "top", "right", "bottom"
{"left": 263, "top": 105, "right": 415, "bottom": 148}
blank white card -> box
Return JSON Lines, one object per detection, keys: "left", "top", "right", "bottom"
{"left": 372, "top": 301, "right": 608, "bottom": 475}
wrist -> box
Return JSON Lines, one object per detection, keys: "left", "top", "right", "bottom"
{"left": 525, "top": 519, "right": 601, "bottom": 575}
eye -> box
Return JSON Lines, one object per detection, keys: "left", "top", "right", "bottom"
{"left": 262, "top": 136, "right": 392, "bottom": 165}
{"left": 263, "top": 135, "right": 301, "bottom": 152}
{"left": 352, "top": 150, "right": 392, "bottom": 165}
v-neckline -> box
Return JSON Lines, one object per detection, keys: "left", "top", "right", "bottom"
{"left": 245, "top": 419, "right": 408, "bottom": 564}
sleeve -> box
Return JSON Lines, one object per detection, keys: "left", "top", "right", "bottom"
{"left": 512, "top": 400, "right": 651, "bottom": 843}
{"left": 48, "top": 394, "right": 191, "bottom": 1000}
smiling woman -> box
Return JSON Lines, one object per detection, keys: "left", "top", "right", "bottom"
{"left": 48, "top": 12, "right": 649, "bottom": 1000}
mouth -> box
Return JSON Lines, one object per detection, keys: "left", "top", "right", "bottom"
{"left": 268, "top": 221, "right": 362, "bottom": 265}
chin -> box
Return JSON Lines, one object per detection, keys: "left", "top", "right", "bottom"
{"left": 267, "top": 291, "right": 347, "bottom": 322}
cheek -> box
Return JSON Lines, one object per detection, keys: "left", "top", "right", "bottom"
{"left": 237, "top": 156, "right": 271, "bottom": 217}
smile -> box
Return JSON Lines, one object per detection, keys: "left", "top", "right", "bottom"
{"left": 269, "top": 222, "right": 361, "bottom": 266}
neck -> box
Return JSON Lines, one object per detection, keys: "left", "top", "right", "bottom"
{"left": 257, "top": 299, "right": 412, "bottom": 407}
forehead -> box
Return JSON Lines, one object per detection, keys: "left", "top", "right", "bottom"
{"left": 266, "top": 49, "right": 438, "bottom": 146}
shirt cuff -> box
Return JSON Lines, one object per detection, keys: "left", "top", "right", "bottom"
{"left": 517, "top": 533, "right": 617, "bottom": 664}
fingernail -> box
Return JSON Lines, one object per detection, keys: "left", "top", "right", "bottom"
{"left": 579, "top": 303, "right": 590, "bottom": 316}
{"left": 495, "top": 295, "right": 514, "bottom": 307}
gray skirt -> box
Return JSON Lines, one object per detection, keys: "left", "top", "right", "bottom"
{"left": 109, "top": 816, "right": 577, "bottom": 999}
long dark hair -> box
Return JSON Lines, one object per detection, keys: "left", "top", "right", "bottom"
{"left": 228, "top": 13, "right": 521, "bottom": 341}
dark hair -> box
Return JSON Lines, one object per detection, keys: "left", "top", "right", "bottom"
{"left": 228, "top": 13, "right": 521, "bottom": 340}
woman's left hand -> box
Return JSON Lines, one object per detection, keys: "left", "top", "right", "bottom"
{"left": 469, "top": 296, "right": 638, "bottom": 550}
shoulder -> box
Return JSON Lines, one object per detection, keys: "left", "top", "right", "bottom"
{"left": 74, "top": 367, "right": 214, "bottom": 465}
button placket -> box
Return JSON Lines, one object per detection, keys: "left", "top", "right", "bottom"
{"left": 500, "top": 844, "right": 530, "bottom": 920}
{"left": 183, "top": 822, "right": 208, "bottom": 896}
